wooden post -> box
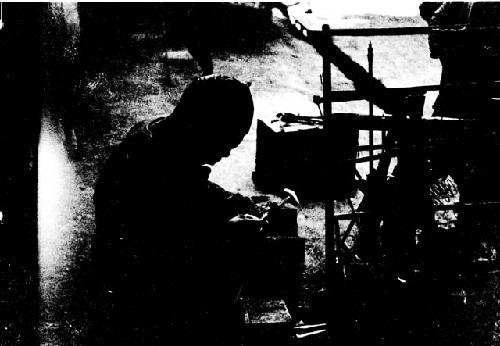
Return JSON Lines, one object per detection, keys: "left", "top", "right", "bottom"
{"left": 322, "top": 24, "right": 332, "bottom": 119}
{"left": 322, "top": 23, "right": 350, "bottom": 345}
{"left": 322, "top": 23, "right": 335, "bottom": 342}
{"left": 321, "top": 24, "right": 334, "bottom": 276}
{"left": 368, "top": 42, "right": 374, "bottom": 173}
{"left": 321, "top": 24, "right": 333, "bottom": 263}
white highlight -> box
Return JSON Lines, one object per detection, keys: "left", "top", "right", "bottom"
{"left": 38, "top": 117, "right": 76, "bottom": 278}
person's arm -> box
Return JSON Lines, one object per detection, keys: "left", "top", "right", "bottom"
{"left": 205, "top": 181, "right": 261, "bottom": 221}
{"left": 419, "top": 2, "right": 442, "bottom": 24}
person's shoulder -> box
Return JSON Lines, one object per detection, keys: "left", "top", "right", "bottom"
{"left": 419, "top": 2, "right": 442, "bottom": 23}
{"left": 126, "top": 120, "right": 153, "bottom": 143}
{"left": 123, "top": 117, "right": 171, "bottom": 148}
{"left": 105, "top": 118, "right": 162, "bottom": 164}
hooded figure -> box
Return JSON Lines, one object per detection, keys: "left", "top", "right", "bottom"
{"left": 92, "top": 76, "right": 259, "bottom": 345}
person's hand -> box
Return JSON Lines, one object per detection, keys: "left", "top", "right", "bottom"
{"left": 229, "top": 214, "right": 261, "bottom": 223}
{"left": 229, "top": 214, "right": 264, "bottom": 235}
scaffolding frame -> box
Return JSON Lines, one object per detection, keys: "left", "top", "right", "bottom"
{"left": 311, "top": 22, "right": 500, "bottom": 344}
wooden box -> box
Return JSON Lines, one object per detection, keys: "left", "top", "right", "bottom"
{"left": 253, "top": 117, "right": 358, "bottom": 199}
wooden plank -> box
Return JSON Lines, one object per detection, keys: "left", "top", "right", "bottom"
{"left": 334, "top": 211, "right": 369, "bottom": 221}
{"left": 323, "top": 24, "right": 500, "bottom": 37}
{"left": 432, "top": 201, "right": 500, "bottom": 211}
{"left": 357, "top": 144, "right": 385, "bottom": 151}
{"left": 315, "top": 80, "right": 500, "bottom": 104}
{"left": 333, "top": 202, "right": 500, "bottom": 219}
{"left": 326, "top": 113, "right": 477, "bottom": 131}
{"left": 329, "top": 26, "right": 431, "bottom": 36}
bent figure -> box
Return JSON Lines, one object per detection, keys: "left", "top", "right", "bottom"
{"left": 92, "top": 76, "right": 258, "bottom": 345}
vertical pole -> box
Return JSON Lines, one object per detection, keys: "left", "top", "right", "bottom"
{"left": 322, "top": 23, "right": 349, "bottom": 345}
{"left": 322, "top": 24, "right": 332, "bottom": 120}
{"left": 322, "top": 25, "right": 333, "bottom": 272}
{"left": 368, "top": 41, "right": 374, "bottom": 173}
{"left": 321, "top": 24, "right": 332, "bottom": 260}
{"left": 322, "top": 24, "right": 332, "bottom": 236}
{"left": 321, "top": 23, "right": 335, "bottom": 341}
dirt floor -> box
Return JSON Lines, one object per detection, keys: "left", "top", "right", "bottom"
{"left": 37, "top": 6, "right": 500, "bottom": 345}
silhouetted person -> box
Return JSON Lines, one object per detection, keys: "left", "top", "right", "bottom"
{"left": 161, "top": 4, "right": 214, "bottom": 84}
{"left": 419, "top": 1, "right": 500, "bottom": 282}
{"left": 420, "top": 2, "right": 500, "bottom": 118}
{"left": 186, "top": 5, "right": 214, "bottom": 75}
{"left": 92, "top": 76, "right": 258, "bottom": 345}
{"left": 419, "top": 2, "right": 500, "bottom": 199}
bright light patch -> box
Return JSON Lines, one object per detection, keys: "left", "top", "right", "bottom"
{"left": 38, "top": 117, "right": 76, "bottom": 277}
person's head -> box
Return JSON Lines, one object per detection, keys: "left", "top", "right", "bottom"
{"left": 169, "top": 75, "right": 254, "bottom": 164}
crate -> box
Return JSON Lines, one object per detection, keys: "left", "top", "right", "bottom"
{"left": 253, "top": 116, "right": 358, "bottom": 199}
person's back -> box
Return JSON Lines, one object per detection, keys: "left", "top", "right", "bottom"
{"left": 92, "top": 76, "right": 257, "bottom": 345}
